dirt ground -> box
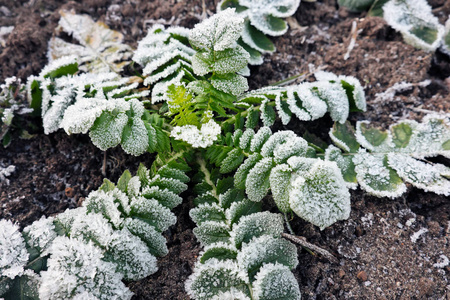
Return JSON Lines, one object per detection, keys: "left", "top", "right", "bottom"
{"left": 0, "top": 0, "right": 449, "bottom": 299}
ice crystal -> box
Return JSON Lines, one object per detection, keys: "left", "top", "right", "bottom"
{"left": 129, "top": 196, "right": 176, "bottom": 232}
{"left": 83, "top": 189, "right": 127, "bottom": 228}
{"left": 39, "top": 236, "right": 133, "bottom": 300}
{"left": 123, "top": 218, "right": 169, "bottom": 257}
{"left": 0, "top": 220, "right": 29, "bottom": 279}
{"left": 142, "top": 186, "right": 183, "bottom": 209}
{"left": 245, "top": 157, "right": 274, "bottom": 202}
{"left": 0, "top": 165, "right": 15, "bottom": 185}
{"left": 171, "top": 120, "right": 221, "bottom": 148}
{"left": 193, "top": 221, "right": 231, "bottom": 246}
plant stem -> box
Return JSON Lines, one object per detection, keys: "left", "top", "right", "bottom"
{"left": 282, "top": 233, "right": 338, "bottom": 263}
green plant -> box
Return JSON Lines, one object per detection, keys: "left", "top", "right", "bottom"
{"left": 338, "top": 0, "right": 449, "bottom": 52}
{"left": 1, "top": 7, "right": 449, "bottom": 300}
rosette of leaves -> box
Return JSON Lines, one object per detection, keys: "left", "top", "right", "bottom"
{"left": 206, "top": 126, "right": 351, "bottom": 230}
{"left": 0, "top": 163, "right": 189, "bottom": 299}
{"left": 186, "top": 167, "right": 301, "bottom": 300}
{"left": 0, "top": 77, "right": 36, "bottom": 147}
{"left": 48, "top": 10, "right": 133, "bottom": 73}
{"left": 327, "top": 114, "right": 450, "bottom": 198}
{"left": 237, "top": 71, "right": 366, "bottom": 127}
{"left": 218, "top": 0, "right": 301, "bottom": 64}
{"left": 338, "top": 0, "right": 446, "bottom": 52}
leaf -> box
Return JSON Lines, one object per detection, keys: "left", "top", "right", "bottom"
{"left": 391, "top": 121, "right": 414, "bottom": 148}
{"left": 121, "top": 117, "right": 149, "bottom": 156}
{"left": 89, "top": 111, "right": 128, "bottom": 151}
{"left": 211, "top": 73, "right": 249, "bottom": 96}
{"left": 382, "top": 0, "right": 445, "bottom": 52}
{"left": 231, "top": 212, "right": 284, "bottom": 248}
{"left": 190, "top": 203, "right": 227, "bottom": 225}
{"left": 325, "top": 145, "right": 358, "bottom": 189}
{"left": 245, "top": 157, "right": 274, "bottom": 202}
{"left": 338, "top": 0, "right": 375, "bottom": 12}
{"left": 130, "top": 197, "right": 176, "bottom": 232}
{"left": 186, "top": 259, "right": 250, "bottom": 300}
{"left": 200, "top": 243, "right": 238, "bottom": 263}
{"left": 368, "top": 0, "right": 390, "bottom": 16}
{"left": 220, "top": 149, "right": 245, "bottom": 174}
{"left": 330, "top": 121, "right": 360, "bottom": 153}
{"left": 237, "top": 235, "right": 298, "bottom": 280}
{"left": 226, "top": 198, "right": 262, "bottom": 225}
{"left": 190, "top": 8, "right": 244, "bottom": 52}
{"left": 124, "top": 218, "right": 169, "bottom": 257}
{"left": 241, "top": 20, "right": 276, "bottom": 53}
{"left": 117, "top": 170, "right": 132, "bottom": 193}
{"left": 252, "top": 263, "right": 301, "bottom": 300}
{"left": 193, "top": 221, "right": 231, "bottom": 246}
{"left": 48, "top": 10, "right": 132, "bottom": 73}
{"left": 269, "top": 164, "right": 293, "bottom": 212}
{"left": 353, "top": 152, "right": 406, "bottom": 198}
{"left": 289, "top": 160, "right": 351, "bottom": 230}
{"left": 355, "top": 121, "right": 388, "bottom": 151}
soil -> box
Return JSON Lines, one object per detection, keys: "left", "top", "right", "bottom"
{"left": 1, "top": 0, "right": 449, "bottom": 299}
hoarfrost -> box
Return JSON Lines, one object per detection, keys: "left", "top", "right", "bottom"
{"left": 0, "top": 165, "right": 15, "bottom": 185}
{"left": 171, "top": 120, "right": 221, "bottom": 148}
{"left": 23, "top": 216, "right": 57, "bottom": 254}
{"left": 0, "top": 220, "right": 29, "bottom": 279}
{"left": 252, "top": 263, "right": 301, "bottom": 300}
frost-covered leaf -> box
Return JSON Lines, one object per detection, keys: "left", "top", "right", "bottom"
{"left": 252, "top": 263, "right": 301, "bottom": 300}
{"left": 353, "top": 151, "right": 407, "bottom": 198}
{"left": 329, "top": 121, "right": 360, "bottom": 153}
{"left": 383, "top": 0, "right": 445, "bottom": 51}
{"left": 193, "top": 221, "right": 231, "bottom": 246}
{"left": 387, "top": 153, "right": 450, "bottom": 196}
{"left": 211, "top": 73, "right": 249, "bottom": 96}
{"left": 39, "top": 236, "right": 133, "bottom": 300}
{"left": 0, "top": 220, "right": 29, "bottom": 280}
{"left": 123, "top": 218, "right": 168, "bottom": 257}
{"left": 189, "top": 8, "right": 244, "bottom": 52}
{"left": 245, "top": 157, "right": 274, "bottom": 202}
{"left": 442, "top": 19, "right": 450, "bottom": 55}
{"left": 237, "top": 235, "right": 298, "bottom": 279}
{"left": 226, "top": 198, "right": 262, "bottom": 225}
{"left": 185, "top": 259, "right": 250, "bottom": 300}
{"left": 231, "top": 212, "right": 284, "bottom": 248}
{"left": 269, "top": 164, "right": 293, "bottom": 212}
{"left": 89, "top": 111, "right": 128, "bottom": 151}
{"left": 23, "top": 216, "right": 57, "bottom": 255}
{"left": 48, "top": 10, "right": 132, "bottom": 73}
{"left": 241, "top": 19, "right": 276, "bottom": 53}
{"left": 325, "top": 145, "right": 358, "bottom": 189}
{"left": 289, "top": 159, "right": 351, "bottom": 230}
{"left": 130, "top": 197, "right": 176, "bottom": 232}
{"left": 190, "top": 203, "right": 227, "bottom": 225}
{"left": 199, "top": 242, "right": 238, "bottom": 263}
{"left": 171, "top": 120, "right": 221, "bottom": 148}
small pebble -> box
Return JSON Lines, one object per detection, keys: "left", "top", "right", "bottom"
{"left": 338, "top": 269, "right": 346, "bottom": 278}
{"left": 65, "top": 187, "right": 75, "bottom": 198}
{"left": 357, "top": 270, "right": 368, "bottom": 281}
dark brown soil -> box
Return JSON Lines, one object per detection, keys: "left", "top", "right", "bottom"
{"left": 0, "top": 0, "right": 449, "bottom": 299}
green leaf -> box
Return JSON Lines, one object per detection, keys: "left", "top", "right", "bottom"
{"left": 338, "top": 0, "right": 375, "bottom": 12}
{"left": 2, "top": 274, "right": 40, "bottom": 300}
{"left": 353, "top": 153, "right": 406, "bottom": 198}
{"left": 238, "top": 236, "right": 298, "bottom": 280}
{"left": 391, "top": 122, "right": 413, "bottom": 148}
{"left": 43, "top": 62, "right": 78, "bottom": 79}
{"left": 213, "top": 46, "right": 250, "bottom": 75}
{"left": 121, "top": 117, "right": 149, "bottom": 156}
{"left": 252, "top": 263, "right": 301, "bottom": 300}
{"left": 218, "top": 0, "right": 248, "bottom": 13}
{"left": 242, "top": 20, "right": 276, "bottom": 53}
{"left": 368, "top": 0, "right": 389, "bottom": 16}
{"left": 199, "top": 245, "right": 238, "bottom": 263}
{"left": 330, "top": 121, "right": 360, "bottom": 152}
{"left": 443, "top": 139, "right": 450, "bottom": 150}
{"left": 193, "top": 221, "right": 231, "bottom": 246}
{"left": 226, "top": 198, "right": 262, "bottom": 225}
{"left": 130, "top": 197, "right": 176, "bottom": 232}
{"left": 325, "top": 145, "right": 358, "bottom": 188}
{"left": 219, "top": 188, "right": 245, "bottom": 209}
{"left": 235, "top": 153, "right": 262, "bottom": 189}
{"left": 356, "top": 121, "right": 388, "bottom": 150}
{"left": 28, "top": 79, "right": 42, "bottom": 117}
{"left": 220, "top": 149, "right": 245, "bottom": 174}
{"left": 190, "top": 204, "right": 226, "bottom": 225}
{"left": 124, "top": 218, "right": 169, "bottom": 257}
{"left": 211, "top": 73, "right": 248, "bottom": 96}
{"left": 260, "top": 102, "right": 276, "bottom": 126}
{"left": 117, "top": 170, "right": 132, "bottom": 193}
{"left": 100, "top": 178, "right": 116, "bottom": 192}
{"left": 245, "top": 157, "right": 274, "bottom": 202}
{"left": 245, "top": 108, "right": 260, "bottom": 129}
{"left": 238, "top": 38, "right": 263, "bottom": 65}
{"left": 89, "top": 111, "right": 128, "bottom": 151}
{"left": 269, "top": 164, "right": 292, "bottom": 213}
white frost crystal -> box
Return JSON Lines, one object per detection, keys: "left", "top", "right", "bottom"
{"left": 0, "top": 165, "right": 15, "bottom": 185}
{"left": 39, "top": 236, "right": 133, "bottom": 300}
{"left": 171, "top": 120, "right": 221, "bottom": 148}
{"left": 0, "top": 220, "right": 29, "bottom": 279}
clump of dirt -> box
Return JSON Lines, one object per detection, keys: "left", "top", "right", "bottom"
{"left": 0, "top": 0, "right": 449, "bottom": 299}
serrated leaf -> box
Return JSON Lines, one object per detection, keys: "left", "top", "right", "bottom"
{"left": 211, "top": 73, "right": 249, "bottom": 96}
{"left": 190, "top": 203, "right": 227, "bottom": 225}
{"left": 130, "top": 197, "right": 176, "bottom": 232}
{"left": 245, "top": 108, "right": 260, "bottom": 129}
{"left": 99, "top": 178, "right": 116, "bottom": 192}
{"left": 89, "top": 111, "right": 128, "bottom": 151}
{"left": 237, "top": 235, "right": 298, "bottom": 280}
{"left": 226, "top": 198, "right": 262, "bottom": 225}
{"left": 199, "top": 244, "right": 238, "bottom": 263}
{"left": 193, "top": 221, "right": 231, "bottom": 246}
{"left": 117, "top": 170, "right": 132, "bottom": 193}
{"left": 269, "top": 164, "right": 292, "bottom": 212}
{"left": 289, "top": 160, "right": 351, "bottom": 230}
{"left": 252, "top": 263, "right": 301, "bottom": 300}
{"left": 124, "top": 218, "right": 169, "bottom": 257}
{"left": 235, "top": 153, "right": 262, "bottom": 189}
{"left": 121, "top": 117, "right": 149, "bottom": 156}
{"left": 325, "top": 145, "right": 358, "bottom": 189}
{"left": 232, "top": 212, "right": 284, "bottom": 248}
{"left": 245, "top": 157, "right": 274, "bottom": 202}
{"left": 220, "top": 149, "right": 245, "bottom": 174}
